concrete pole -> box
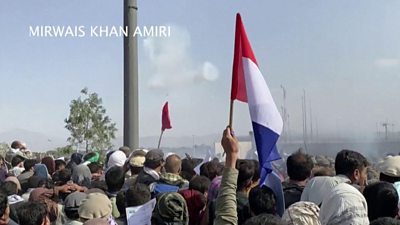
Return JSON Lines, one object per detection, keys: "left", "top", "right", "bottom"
{"left": 123, "top": 0, "right": 139, "bottom": 149}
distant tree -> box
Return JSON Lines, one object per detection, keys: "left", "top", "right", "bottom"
{"left": 0, "top": 142, "right": 10, "bottom": 156}
{"left": 55, "top": 145, "right": 75, "bottom": 157}
{"left": 65, "top": 88, "right": 117, "bottom": 152}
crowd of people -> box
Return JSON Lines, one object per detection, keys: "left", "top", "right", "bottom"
{"left": 0, "top": 129, "right": 400, "bottom": 225}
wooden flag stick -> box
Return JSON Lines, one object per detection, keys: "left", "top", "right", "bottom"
{"left": 229, "top": 100, "right": 234, "bottom": 129}
{"left": 157, "top": 130, "right": 164, "bottom": 149}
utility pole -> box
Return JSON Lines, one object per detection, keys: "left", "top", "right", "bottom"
{"left": 123, "top": 0, "right": 139, "bottom": 149}
{"left": 302, "top": 89, "right": 308, "bottom": 152}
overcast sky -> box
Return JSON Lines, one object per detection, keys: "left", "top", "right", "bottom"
{"left": 0, "top": 1, "right": 400, "bottom": 144}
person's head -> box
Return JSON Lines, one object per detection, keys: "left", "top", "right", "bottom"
{"left": 363, "top": 181, "right": 399, "bottom": 221}
{"left": 24, "top": 159, "right": 37, "bottom": 171}
{"left": 248, "top": 185, "right": 276, "bottom": 216}
{"left": 11, "top": 155, "right": 24, "bottom": 168}
{"left": 10, "top": 141, "right": 24, "bottom": 150}
{"left": 64, "top": 192, "right": 88, "bottom": 220}
{"left": 105, "top": 166, "right": 125, "bottom": 193}
{"left": 0, "top": 191, "right": 10, "bottom": 225}
{"left": 41, "top": 157, "right": 55, "bottom": 175}
{"left": 54, "top": 159, "right": 66, "bottom": 172}
{"left": 189, "top": 175, "right": 211, "bottom": 196}
{"left": 152, "top": 192, "right": 188, "bottom": 224}
{"left": 107, "top": 150, "right": 126, "bottom": 168}
{"left": 181, "top": 158, "right": 197, "bottom": 181}
{"left": 286, "top": 151, "right": 314, "bottom": 182}
{"left": 70, "top": 153, "right": 83, "bottom": 165}
{"left": 78, "top": 193, "right": 112, "bottom": 222}
{"left": 128, "top": 154, "right": 145, "bottom": 175}
{"left": 144, "top": 149, "right": 164, "bottom": 171}
{"left": 370, "top": 217, "right": 400, "bottom": 225}
{"left": 335, "top": 149, "right": 369, "bottom": 186}
{"left": 282, "top": 201, "right": 321, "bottom": 225}
{"left": 125, "top": 183, "right": 151, "bottom": 207}
{"left": 165, "top": 154, "right": 182, "bottom": 174}
{"left": 87, "top": 163, "right": 102, "bottom": 174}
{"left": 236, "top": 159, "right": 255, "bottom": 192}
{"left": 17, "top": 201, "right": 50, "bottom": 225}
{"left": 244, "top": 213, "right": 287, "bottom": 225}
{"left": 119, "top": 146, "right": 131, "bottom": 157}
{"left": 83, "top": 152, "right": 99, "bottom": 164}
{"left": 0, "top": 182, "right": 18, "bottom": 196}
{"left": 378, "top": 156, "right": 400, "bottom": 184}
{"left": 52, "top": 169, "right": 72, "bottom": 186}
{"left": 200, "top": 160, "right": 222, "bottom": 181}
{"left": 28, "top": 176, "right": 48, "bottom": 189}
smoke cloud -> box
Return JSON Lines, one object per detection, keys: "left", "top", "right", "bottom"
{"left": 143, "top": 25, "right": 219, "bottom": 90}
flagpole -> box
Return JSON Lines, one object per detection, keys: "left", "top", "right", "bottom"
{"left": 157, "top": 130, "right": 164, "bottom": 149}
{"left": 229, "top": 100, "right": 234, "bottom": 128}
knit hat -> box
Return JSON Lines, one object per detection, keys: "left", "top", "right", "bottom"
{"left": 282, "top": 201, "right": 321, "bottom": 225}
{"left": 153, "top": 192, "right": 189, "bottom": 224}
{"left": 79, "top": 193, "right": 112, "bottom": 220}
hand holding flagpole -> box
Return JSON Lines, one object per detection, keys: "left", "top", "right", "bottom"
{"left": 158, "top": 101, "right": 172, "bottom": 149}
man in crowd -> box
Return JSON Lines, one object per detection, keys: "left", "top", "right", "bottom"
{"left": 301, "top": 149, "right": 369, "bottom": 206}
{"left": 136, "top": 149, "right": 164, "bottom": 186}
{"left": 282, "top": 150, "right": 314, "bottom": 208}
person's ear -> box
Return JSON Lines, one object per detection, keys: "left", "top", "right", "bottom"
{"left": 353, "top": 169, "right": 361, "bottom": 182}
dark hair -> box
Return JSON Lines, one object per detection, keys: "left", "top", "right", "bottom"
{"left": 0, "top": 181, "right": 17, "bottom": 195}
{"left": 370, "top": 217, "right": 400, "bottom": 225}
{"left": 105, "top": 166, "right": 125, "bottom": 193}
{"left": 24, "top": 159, "right": 37, "bottom": 171}
{"left": 335, "top": 149, "right": 369, "bottom": 177}
{"left": 28, "top": 176, "right": 47, "bottom": 189}
{"left": 88, "top": 162, "right": 102, "bottom": 174}
{"left": 11, "top": 155, "right": 24, "bottom": 167}
{"left": 0, "top": 190, "right": 8, "bottom": 217}
{"left": 54, "top": 160, "right": 66, "bottom": 171}
{"left": 17, "top": 202, "right": 48, "bottom": 225}
{"left": 244, "top": 213, "right": 286, "bottom": 225}
{"left": 10, "top": 141, "right": 22, "bottom": 149}
{"left": 249, "top": 186, "right": 276, "bottom": 216}
{"left": 90, "top": 181, "right": 108, "bottom": 192}
{"left": 236, "top": 160, "right": 255, "bottom": 191}
{"left": 380, "top": 172, "right": 400, "bottom": 184}
{"left": 116, "top": 191, "right": 127, "bottom": 216}
{"left": 251, "top": 160, "right": 260, "bottom": 182}
{"left": 52, "top": 169, "right": 71, "bottom": 185}
{"left": 200, "top": 161, "right": 222, "bottom": 181}
{"left": 126, "top": 183, "right": 151, "bottom": 207}
{"left": 286, "top": 151, "right": 313, "bottom": 181}
{"left": 363, "top": 181, "right": 399, "bottom": 221}
{"left": 181, "top": 158, "right": 196, "bottom": 181}
{"left": 189, "top": 176, "right": 211, "bottom": 194}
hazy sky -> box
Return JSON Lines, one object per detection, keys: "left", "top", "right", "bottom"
{"left": 0, "top": 0, "right": 400, "bottom": 143}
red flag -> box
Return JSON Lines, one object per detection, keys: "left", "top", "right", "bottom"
{"left": 230, "top": 13, "right": 258, "bottom": 102}
{"left": 161, "top": 101, "right": 172, "bottom": 131}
